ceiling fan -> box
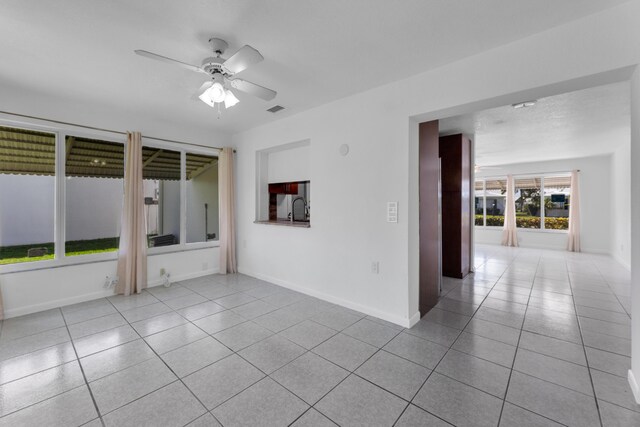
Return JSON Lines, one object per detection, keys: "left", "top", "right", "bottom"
{"left": 135, "top": 37, "right": 276, "bottom": 112}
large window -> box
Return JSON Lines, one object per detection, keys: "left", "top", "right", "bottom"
{"left": 475, "top": 174, "right": 571, "bottom": 231}
{"left": 0, "top": 122, "right": 219, "bottom": 268}
{"left": 143, "top": 147, "right": 182, "bottom": 248}
{"left": 515, "top": 177, "right": 541, "bottom": 229}
{"left": 0, "top": 126, "right": 56, "bottom": 264}
{"left": 481, "top": 179, "right": 507, "bottom": 227}
{"left": 543, "top": 176, "right": 571, "bottom": 230}
{"left": 65, "top": 136, "right": 124, "bottom": 257}
{"left": 186, "top": 153, "right": 219, "bottom": 243}
{"left": 474, "top": 180, "right": 485, "bottom": 226}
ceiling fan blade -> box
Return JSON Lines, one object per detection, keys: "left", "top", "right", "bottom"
{"left": 230, "top": 79, "right": 276, "bottom": 101}
{"left": 222, "top": 45, "right": 264, "bottom": 74}
{"left": 134, "top": 50, "right": 208, "bottom": 74}
{"left": 191, "top": 81, "right": 213, "bottom": 100}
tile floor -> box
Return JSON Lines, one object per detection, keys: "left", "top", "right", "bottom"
{"left": 0, "top": 244, "right": 638, "bottom": 426}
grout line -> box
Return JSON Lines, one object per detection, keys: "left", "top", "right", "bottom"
{"left": 59, "top": 307, "right": 106, "bottom": 427}
{"left": 494, "top": 251, "right": 537, "bottom": 426}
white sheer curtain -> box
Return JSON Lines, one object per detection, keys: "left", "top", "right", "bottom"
{"left": 219, "top": 147, "right": 237, "bottom": 274}
{"left": 501, "top": 174, "right": 518, "bottom": 247}
{"left": 567, "top": 170, "right": 581, "bottom": 252}
{"left": 116, "top": 132, "right": 147, "bottom": 295}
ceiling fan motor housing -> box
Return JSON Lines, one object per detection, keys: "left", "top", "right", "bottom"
{"left": 208, "top": 37, "right": 228, "bottom": 56}
{"left": 202, "top": 57, "right": 226, "bottom": 76}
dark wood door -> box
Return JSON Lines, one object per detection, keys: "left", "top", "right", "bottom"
{"left": 419, "top": 120, "right": 440, "bottom": 315}
{"left": 439, "top": 134, "right": 471, "bottom": 279}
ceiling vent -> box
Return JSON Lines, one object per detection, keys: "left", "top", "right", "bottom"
{"left": 267, "top": 105, "right": 285, "bottom": 113}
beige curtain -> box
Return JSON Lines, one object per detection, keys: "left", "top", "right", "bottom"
{"left": 501, "top": 174, "right": 518, "bottom": 247}
{"left": 219, "top": 147, "right": 237, "bottom": 274}
{"left": 567, "top": 170, "right": 581, "bottom": 252}
{"left": 116, "top": 132, "right": 147, "bottom": 295}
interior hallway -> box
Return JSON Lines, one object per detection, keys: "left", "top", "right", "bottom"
{"left": 0, "top": 245, "right": 635, "bottom": 426}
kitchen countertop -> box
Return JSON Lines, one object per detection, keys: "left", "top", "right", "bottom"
{"left": 254, "top": 220, "right": 311, "bottom": 228}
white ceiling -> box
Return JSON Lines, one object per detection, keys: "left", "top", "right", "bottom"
{"left": 439, "top": 82, "right": 631, "bottom": 166}
{"left": 0, "top": 0, "right": 629, "bottom": 134}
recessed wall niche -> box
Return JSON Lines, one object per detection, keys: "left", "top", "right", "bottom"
{"left": 255, "top": 139, "right": 311, "bottom": 227}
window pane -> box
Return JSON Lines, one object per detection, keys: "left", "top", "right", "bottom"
{"left": 484, "top": 179, "right": 506, "bottom": 226}
{"left": 474, "top": 180, "right": 484, "bottom": 226}
{"left": 474, "top": 196, "right": 484, "bottom": 226}
{"left": 143, "top": 147, "right": 181, "bottom": 247}
{"left": 544, "top": 176, "right": 571, "bottom": 230}
{"left": 186, "top": 153, "right": 218, "bottom": 243}
{"left": 0, "top": 126, "right": 56, "bottom": 264}
{"left": 515, "top": 178, "right": 541, "bottom": 229}
{"left": 65, "top": 136, "right": 124, "bottom": 256}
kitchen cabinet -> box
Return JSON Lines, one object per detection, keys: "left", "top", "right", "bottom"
{"left": 268, "top": 182, "right": 299, "bottom": 194}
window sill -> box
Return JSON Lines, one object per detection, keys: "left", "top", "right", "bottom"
{"left": 474, "top": 226, "right": 568, "bottom": 234}
{"left": 254, "top": 220, "right": 311, "bottom": 228}
{"left": 0, "top": 242, "right": 220, "bottom": 274}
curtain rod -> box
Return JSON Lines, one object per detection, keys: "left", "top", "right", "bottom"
{"left": 477, "top": 170, "right": 579, "bottom": 179}
{"left": 0, "top": 110, "right": 233, "bottom": 152}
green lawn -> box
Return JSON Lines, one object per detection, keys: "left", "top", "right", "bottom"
{"left": 0, "top": 237, "right": 119, "bottom": 265}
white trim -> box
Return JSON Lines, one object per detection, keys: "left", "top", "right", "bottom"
{"left": 0, "top": 242, "right": 219, "bottom": 274}
{"left": 475, "top": 225, "right": 568, "bottom": 234}
{"left": 240, "top": 269, "right": 414, "bottom": 328}
{"left": 408, "top": 311, "right": 421, "bottom": 328}
{"left": 3, "top": 289, "right": 115, "bottom": 319}
{"left": 146, "top": 268, "right": 219, "bottom": 288}
{"left": 628, "top": 370, "right": 640, "bottom": 405}
{"left": 2, "top": 267, "right": 219, "bottom": 319}
{"left": 612, "top": 253, "right": 631, "bottom": 271}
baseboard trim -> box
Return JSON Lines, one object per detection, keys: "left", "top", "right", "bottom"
{"left": 3, "top": 289, "right": 115, "bottom": 319}
{"left": 147, "top": 269, "right": 219, "bottom": 288}
{"left": 3, "top": 268, "right": 219, "bottom": 319}
{"left": 240, "top": 269, "right": 413, "bottom": 328}
{"left": 629, "top": 370, "right": 640, "bottom": 404}
{"left": 612, "top": 254, "right": 631, "bottom": 271}
{"left": 408, "top": 311, "right": 421, "bottom": 327}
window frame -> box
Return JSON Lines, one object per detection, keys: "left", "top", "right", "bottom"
{"left": 0, "top": 117, "right": 220, "bottom": 274}
{"left": 474, "top": 172, "right": 571, "bottom": 234}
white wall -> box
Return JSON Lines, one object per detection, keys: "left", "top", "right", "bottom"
{"left": 268, "top": 144, "right": 310, "bottom": 183}
{"left": 0, "top": 175, "right": 123, "bottom": 246}
{"left": 0, "top": 175, "right": 54, "bottom": 246}
{"left": 0, "top": 248, "right": 219, "bottom": 318}
{"left": 610, "top": 144, "right": 632, "bottom": 268}
{"left": 160, "top": 180, "right": 181, "bottom": 240}
{"left": 629, "top": 65, "right": 640, "bottom": 404}
{"left": 234, "top": 1, "right": 640, "bottom": 327}
{"left": 66, "top": 177, "right": 123, "bottom": 241}
{"left": 474, "top": 155, "right": 613, "bottom": 254}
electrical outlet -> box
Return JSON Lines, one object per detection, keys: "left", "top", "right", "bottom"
{"left": 371, "top": 261, "right": 379, "bottom": 274}
{"left": 103, "top": 275, "right": 118, "bottom": 289}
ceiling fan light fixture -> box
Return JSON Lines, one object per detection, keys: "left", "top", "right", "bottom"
{"left": 199, "top": 81, "right": 226, "bottom": 107}
{"left": 209, "top": 82, "right": 226, "bottom": 103}
{"left": 224, "top": 90, "right": 239, "bottom": 108}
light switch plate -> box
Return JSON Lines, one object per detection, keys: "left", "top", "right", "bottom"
{"left": 387, "top": 202, "right": 398, "bottom": 223}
